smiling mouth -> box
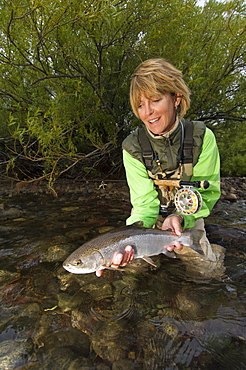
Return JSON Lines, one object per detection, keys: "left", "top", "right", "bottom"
{"left": 149, "top": 117, "right": 160, "bottom": 124}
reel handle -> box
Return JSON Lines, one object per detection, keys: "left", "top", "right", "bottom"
{"left": 154, "top": 179, "right": 210, "bottom": 189}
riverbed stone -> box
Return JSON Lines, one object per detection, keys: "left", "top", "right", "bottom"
{"left": 18, "top": 302, "right": 41, "bottom": 316}
{"left": 57, "top": 291, "right": 86, "bottom": 312}
{"left": 0, "top": 338, "right": 33, "bottom": 369}
{"left": 91, "top": 319, "right": 132, "bottom": 362}
{"left": 43, "top": 243, "right": 75, "bottom": 262}
{"left": 65, "top": 227, "right": 90, "bottom": 241}
{"left": 39, "top": 327, "right": 90, "bottom": 357}
{"left": 112, "top": 359, "right": 141, "bottom": 369}
{"left": 0, "top": 269, "right": 19, "bottom": 284}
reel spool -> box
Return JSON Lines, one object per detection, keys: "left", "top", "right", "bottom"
{"left": 174, "top": 186, "right": 202, "bottom": 215}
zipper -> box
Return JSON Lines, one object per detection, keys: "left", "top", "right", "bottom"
{"left": 166, "top": 137, "right": 175, "bottom": 170}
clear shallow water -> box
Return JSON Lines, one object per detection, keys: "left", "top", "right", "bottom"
{"left": 0, "top": 188, "right": 246, "bottom": 369}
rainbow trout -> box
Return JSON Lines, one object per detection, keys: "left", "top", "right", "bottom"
{"left": 63, "top": 225, "right": 201, "bottom": 274}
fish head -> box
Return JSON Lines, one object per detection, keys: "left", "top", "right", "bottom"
{"left": 63, "top": 250, "right": 104, "bottom": 274}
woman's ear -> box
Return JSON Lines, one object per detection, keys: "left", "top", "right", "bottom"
{"left": 175, "top": 93, "right": 182, "bottom": 107}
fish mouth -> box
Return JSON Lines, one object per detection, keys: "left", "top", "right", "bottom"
{"left": 63, "top": 262, "right": 80, "bottom": 274}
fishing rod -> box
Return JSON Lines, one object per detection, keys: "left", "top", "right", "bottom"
{"left": 153, "top": 179, "right": 209, "bottom": 189}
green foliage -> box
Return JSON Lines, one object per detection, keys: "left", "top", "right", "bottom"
{"left": 0, "top": 0, "right": 245, "bottom": 181}
{"left": 217, "top": 121, "right": 246, "bottom": 176}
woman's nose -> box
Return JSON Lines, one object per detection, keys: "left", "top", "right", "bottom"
{"left": 145, "top": 102, "right": 153, "bottom": 115}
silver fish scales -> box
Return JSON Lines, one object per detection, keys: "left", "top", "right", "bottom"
{"left": 63, "top": 225, "right": 200, "bottom": 274}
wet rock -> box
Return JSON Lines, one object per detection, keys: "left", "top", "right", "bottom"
{"left": 57, "top": 292, "right": 88, "bottom": 312}
{"left": 38, "top": 327, "right": 90, "bottom": 357}
{"left": 18, "top": 302, "right": 41, "bottom": 316}
{"left": 32, "top": 312, "right": 71, "bottom": 347}
{"left": 42, "top": 297, "right": 58, "bottom": 311}
{"left": 176, "top": 290, "right": 203, "bottom": 319}
{"left": 205, "top": 223, "right": 246, "bottom": 249}
{"left": 71, "top": 308, "right": 97, "bottom": 336}
{"left": 16, "top": 252, "right": 42, "bottom": 270}
{"left": 91, "top": 320, "right": 133, "bottom": 362}
{"left": 34, "top": 328, "right": 91, "bottom": 370}
{"left": 72, "top": 277, "right": 113, "bottom": 299}
{"left": 220, "top": 177, "right": 246, "bottom": 201}
{"left": 212, "top": 210, "right": 230, "bottom": 217}
{"left": 68, "top": 358, "right": 97, "bottom": 370}
{"left": 12, "top": 217, "right": 27, "bottom": 222}
{"left": 204, "top": 332, "right": 232, "bottom": 352}
{"left": 56, "top": 267, "right": 78, "bottom": 291}
{"left": 136, "top": 320, "right": 172, "bottom": 368}
{"left": 37, "top": 347, "right": 90, "bottom": 370}
{"left": 0, "top": 206, "right": 23, "bottom": 220}
{"left": 221, "top": 192, "right": 238, "bottom": 202}
{"left": 112, "top": 359, "right": 141, "bottom": 369}
{"left": 0, "top": 338, "right": 33, "bottom": 369}
{"left": 61, "top": 206, "right": 80, "bottom": 212}
{"left": 161, "top": 320, "right": 179, "bottom": 338}
{"left": 96, "top": 363, "right": 111, "bottom": 370}
{"left": 0, "top": 269, "right": 19, "bottom": 284}
{"left": 98, "top": 225, "right": 115, "bottom": 234}
{"left": 65, "top": 227, "right": 90, "bottom": 241}
{"left": 42, "top": 243, "right": 76, "bottom": 263}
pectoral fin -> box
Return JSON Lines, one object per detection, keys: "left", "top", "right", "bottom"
{"left": 141, "top": 256, "right": 157, "bottom": 267}
{"left": 101, "top": 265, "right": 125, "bottom": 271}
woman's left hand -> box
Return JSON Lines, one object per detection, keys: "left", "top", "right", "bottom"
{"left": 162, "top": 214, "right": 183, "bottom": 251}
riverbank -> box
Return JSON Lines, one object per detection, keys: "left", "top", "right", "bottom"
{"left": 0, "top": 177, "right": 245, "bottom": 201}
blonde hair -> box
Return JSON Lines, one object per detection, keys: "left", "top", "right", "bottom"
{"left": 130, "top": 58, "right": 190, "bottom": 119}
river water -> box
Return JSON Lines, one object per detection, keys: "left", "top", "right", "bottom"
{"left": 0, "top": 181, "right": 245, "bottom": 369}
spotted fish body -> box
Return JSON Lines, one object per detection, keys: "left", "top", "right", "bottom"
{"left": 63, "top": 226, "right": 195, "bottom": 274}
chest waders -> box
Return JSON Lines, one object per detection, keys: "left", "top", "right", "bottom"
{"left": 138, "top": 120, "right": 208, "bottom": 217}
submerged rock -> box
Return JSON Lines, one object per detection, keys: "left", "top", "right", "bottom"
{"left": 91, "top": 319, "right": 133, "bottom": 362}
{"left": 0, "top": 269, "right": 19, "bottom": 284}
{"left": 0, "top": 338, "right": 33, "bottom": 369}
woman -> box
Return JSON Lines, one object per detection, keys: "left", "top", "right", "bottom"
{"left": 96, "top": 58, "right": 221, "bottom": 277}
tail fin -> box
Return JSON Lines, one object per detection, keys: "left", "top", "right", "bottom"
{"left": 190, "top": 229, "right": 205, "bottom": 255}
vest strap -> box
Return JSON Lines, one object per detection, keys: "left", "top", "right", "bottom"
{"left": 138, "top": 127, "right": 154, "bottom": 171}
{"left": 138, "top": 120, "right": 194, "bottom": 175}
{"left": 182, "top": 120, "right": 193, "bottom": 164}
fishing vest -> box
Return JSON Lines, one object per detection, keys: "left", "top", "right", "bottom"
{"left": 122, "top": 119, "right": 206, "bottom": 215}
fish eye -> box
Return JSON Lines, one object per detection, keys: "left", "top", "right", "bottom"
{"left": 75, "top": 259, "right": 83, "bottom": 266}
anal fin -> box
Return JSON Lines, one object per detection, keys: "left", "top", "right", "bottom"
{"left": 141, "top": 256, "right": 157, "bottom": 268}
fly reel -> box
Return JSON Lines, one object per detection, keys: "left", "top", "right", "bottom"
{"left": 174, "top": 186, "right": 202, "bottom": 215}
{"left": 154, "top": 179, "right": 209, "bottom": 216}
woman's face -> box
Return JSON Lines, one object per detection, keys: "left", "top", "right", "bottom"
{"left": 137, "top": 93, "right": 181, "bottom": 135}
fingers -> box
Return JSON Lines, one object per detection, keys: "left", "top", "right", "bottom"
{"left": 111, "top": 245, "right": 134, "bottom": 267}
{"left": 121, "top": 245, "right": 134, "bottom": 266}
{"left": 96, "top": 269, "right": 104, "bottom": 277}
{"left": 166, "top": 241, "right": 183, "bottom": 251}
{"left": 162, "top": 215, "right": 182, "bottom": 236}
{"left": 111, "top": 252, "right": 124, "bottom": 269}
{"left": 95, "top": 245, "right": 134, "bottom": 277}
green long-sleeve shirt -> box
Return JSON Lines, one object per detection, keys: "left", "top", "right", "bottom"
{"left": 123, "top": 127, "right": 220, "bottom": 229}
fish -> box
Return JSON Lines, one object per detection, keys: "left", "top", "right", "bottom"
{"left": 63, "top": 225, "right": 203, "bottom": 274}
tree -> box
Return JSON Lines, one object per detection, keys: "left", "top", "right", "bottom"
{"left": 0, "top": 0, "right": 245, "bottom": 187}
{"left": 142, "top": 0, "right": 246, "bottom": 175}
{"left": 1, "top": 0, "right": 159, "bottom": 185}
